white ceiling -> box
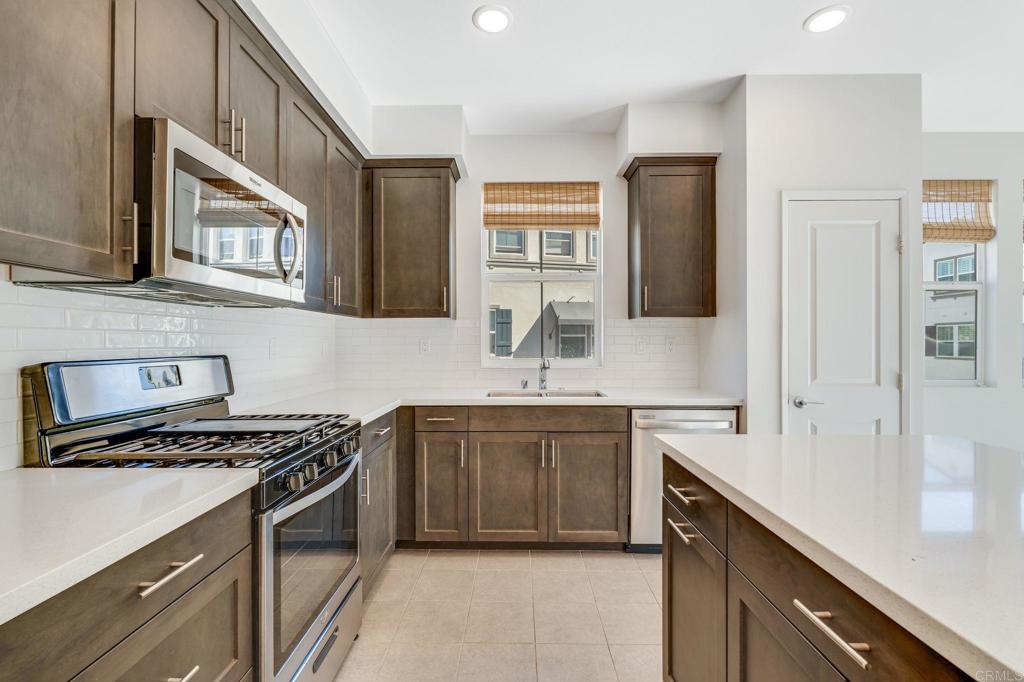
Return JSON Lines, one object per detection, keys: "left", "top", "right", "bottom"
{"left": 306, "top": 0, "right": 1024, "bottom": 135}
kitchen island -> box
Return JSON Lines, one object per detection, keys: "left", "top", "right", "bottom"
{"left": 655, "top": 433, "right": 1021, "bottom": 680}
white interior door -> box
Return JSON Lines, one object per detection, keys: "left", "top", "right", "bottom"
{"left": 784, "top": 198, "right": 902, "bottom": 434}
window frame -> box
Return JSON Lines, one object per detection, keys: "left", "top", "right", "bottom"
{"left": 481, "top": 228, "right": 603, "bottom": 369}
{"left": 923, "top": 243, "right": 985, "bottom": 386}
{"left": 542, "top": 230, "right": 575, "bottom": 260}
{"left": 218, "top": 229, "right": 236, "bottom": 261}
{"left": 489, "top": 229, "right": 527, "bottom": 259}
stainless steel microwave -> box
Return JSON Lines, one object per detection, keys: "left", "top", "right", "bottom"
{"left": 13, "top": 118, "right": 307, "bottom": 307}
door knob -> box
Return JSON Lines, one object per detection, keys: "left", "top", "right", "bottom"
{"left": 792, "top": 396, "right": 825, "bottom": 409}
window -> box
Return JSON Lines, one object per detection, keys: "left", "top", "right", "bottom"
{"left": 247, "top": 228, "right": 262, "bottom": 260}
{"left": 482, "top": 182, "right": 602, "bottom": 365}
{"left": 218, "top": 229, "right": 235, "bottom": 261}
{"left": 922, "top": 179, "right": 994, "bottom": 384}
{"left": 543, "top": 230, "right": 574, "bottom": 258}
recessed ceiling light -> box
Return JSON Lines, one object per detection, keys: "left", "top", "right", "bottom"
{"left": 472, "top": 5, "right": 513, "bottom": 33}
{"left": 802, "top": 4, "right": 851, "bottom": 33}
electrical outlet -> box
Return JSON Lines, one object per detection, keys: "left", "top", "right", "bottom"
{"left": 635, "top": 336, "right": 648, "bottom": 354}
{"left": 667, "top": 336, "right": 677, "bottom": 353}
{"left": 419, "top": 339, "right": 431, "bottom": 353}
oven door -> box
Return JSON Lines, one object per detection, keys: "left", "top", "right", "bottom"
{"left": 259, "top": 453, "right": 360, "bottom": 682}
{"left": 150, "top": 118, "right": 307, "bottom": 304}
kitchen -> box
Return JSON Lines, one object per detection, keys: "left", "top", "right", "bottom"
{"left": 0, "top": 1, "right": 1022, "bottom": 681}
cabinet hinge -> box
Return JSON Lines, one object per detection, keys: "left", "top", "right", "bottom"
{"left": 896, "top": 236, "right": 904, "bottom": 254}
{"left": 897, "top": 372, "right": 904, "bottom": 391}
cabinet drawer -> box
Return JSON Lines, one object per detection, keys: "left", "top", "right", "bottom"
{"left": 467, "top": 406, "right": 628, "bottom": 432}
{"left": 728, "top": 506, "right": 967, "bottom": 681}
{"left": 415, "top": 406, "right": 468, "bottom": 431}
{"left": 662, "top": 455, "right": 727, "bottom": 554}
{"left": 0, "top": 492, "right": 251, "bottom": 682}
{"left": 363, "top": 410, "right": 397, "bottom": 451}
{"left": 72, "top": 546, "right": 253, "bottom": 682}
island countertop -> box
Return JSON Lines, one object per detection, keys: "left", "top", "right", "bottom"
{"left": 654, "top": 433, "right": 1024, "bottom": 678}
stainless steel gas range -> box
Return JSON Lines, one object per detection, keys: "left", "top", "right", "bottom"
{"left": 20, "top": 355, "right": 362, "bottom": 682}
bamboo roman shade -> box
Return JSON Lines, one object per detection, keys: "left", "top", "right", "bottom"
{"left": 483, "top": 182, "right": 601, "bottom": 230}
{"left": 922, "top": 179, "right": 996, "bottom": 243}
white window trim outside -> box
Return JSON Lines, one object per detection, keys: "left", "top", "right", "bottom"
{"left": 923, "top": 243, "right": 985, "bottom": 387}
{"left": 489, "top": 229, "right": 527, "bottom": 259}
{"left": 542, "top": 230, "right": 575, "bottom": 261}
{"left": 481, "top": 230, "right": 603, "bottom": 369}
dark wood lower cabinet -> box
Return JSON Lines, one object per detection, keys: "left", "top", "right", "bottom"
{"left": 415, "top": 431, "right": 468, "bottom": 541}
{"left": 664, "top": 499, "right": 727, "bottom": 682}
{"left": 361, "top": 438, "right": 395, "bottom": 590}
{"left": 548, "top": 432, "right": 628, "bottom": 542}
{"left": 728, "top": 565, "right": 845, "bottom": 682}
{"left": 467, "top": 432, "right": 547, "bottom": 542}
{"left": 72, "top": 546, "right": 252, "bottom": 682}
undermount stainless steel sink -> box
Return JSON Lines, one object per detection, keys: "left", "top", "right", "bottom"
{"left": 486, "top": 389, "right": 606, "bottom": 398}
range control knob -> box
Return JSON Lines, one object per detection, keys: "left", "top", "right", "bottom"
{"left": 323, "top": 448, "right": 340, "bottom": 468}
{"left": 341, "top": 438, "right": 355, "bottom": 455}
{"left": 285, "top": 471, "right": 305, "bottom": 493}
{"left": 302, "top": 462, "right": 320, "bottom": 483}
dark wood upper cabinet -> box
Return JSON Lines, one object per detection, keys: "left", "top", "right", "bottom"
{"left": 135, "top": 0, "right": 229, "bottom": 147}
{"left": 368, "top": 160, "right": 459, "bottom": 318}
{"left": 625, "top": 156, "right": 717, "bottom": 318}
{"left": 285, "top": 95, "right": 330, "bottom": 312}
{"left": 467, "top": 432, "right": 548, "bottom": 542}
{"left": 330, "top": 141, "right": 371, "bottom": 316}
{"left": 228, "top": 20, "right": 286, "bottom": 184}
{"left": 727, "top": 565, "right": 846, "bottom": 682}
{"left": 415, "top": 431, "right": 468, "bottom": 541}
{"left": 664, "top": 498, "right": 727, "bottom": 682}
{"left": 0, "top": 0, "right": 135, "bottom": 280}
{"left": 547, "top": 432, "right": 628, "bottom": 543}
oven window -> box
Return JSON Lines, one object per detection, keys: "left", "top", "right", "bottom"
{"left": 172, "top": 150, "right": 303, "bottom": 284}
{"left": 273, "top": 469, "right": 358, "bottom": 673}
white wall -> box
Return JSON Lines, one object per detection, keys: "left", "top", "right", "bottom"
{"left": 614, "top": 103, "right": 723, "bottom": 172}
{"left": 699, "top": 80, "right": 748, "bottom": 407}
{"left": 922, "top": 133, "right": 1024, "bottom": 448}
{"left": 0, "top": 274, "right": 336, "bottom": 471}
{"left": 335, "top": 133, "right": 702, "bottom": 389}
{"left": 743, "top": 75, "right": 923, "bottom": 433}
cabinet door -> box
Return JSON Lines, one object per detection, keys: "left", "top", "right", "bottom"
{"left": 71, "top": 546, "right": 252, "bottom": 682}
{"left": 0, "top": 0, "right": 134, "bottom": 279}
{"left": 547, "top": 432, "right": 628, "bottom": 542}
{"left": 467, "top": 432, "right": 547, "bottom": 542}
{"left": 664, "top": 499, "right": 726, "bottom": 682}
{"left": 285, "top": 96, "right": 330, "bottom": 312}
{"left": 728, "top": 565, "right": 846, "bottom": 682}
{"left": 415, "top": 432, "right": 468, "bottom": 541}
{"left": 634, "top": 164, "right": 715, "bottom": 317}
{"left": 360, "top": 441, "right": 395, "bottom": 590}
{"left": 228, "top": 21, "right": 286, "bottom": 183}
{"left": 329, "top": 142, "right": 370, "bottom": 316}
{"left": 372, "top": 168, "right": 454, "bottom": 318}
{"left": 135, "top": 0, "right": 229, "bottom": 147}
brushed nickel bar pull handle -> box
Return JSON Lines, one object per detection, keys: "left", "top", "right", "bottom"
{"left": 240, "top": 115, "right": 247, "bottom": 163}
{"left": 375, "top": 426, "right": 392, "bottom": 437}
{"left": 425, "top": 417, "right": 456, "bottom": 422}
{"left": 326, "top": 276, "right": 336, "bottom": 306}
{"left": 667, "top": 519, "right": 695, "bottom": 546}
{"left": 666, "top": 484, "right": 694, "bottom": 507}
{"left": 540, "top": 439, "right": 545, "bottom": 468}
{"left": 361, "top": 470, "right": 370, "bottom": 506}
{"left": 121, "top": 202, "right": 138, "bottom": 264}
{"left": 793, "top": 599, "right": 871, "bottom": 670}
{"left": 460, "top": 439, "right": 465, "bottom": 468}
{"left": 644, "top": 285, "right": 649, "bottom": 312}
{"left": 550, "top": 440, "right": 556, "bottom": 469}
{"left": 166, "top": 664, "right": 200, "bottom": 682}
{"left": 223, "top": 108, "right": 236, "bottom": 156}
{"left": 138, "top": 554, "right": 204, "bottom": 599}
{"left": 335, "top": 275, "right": 342, "bottom": 306}
{"left": 443, "top": 285, "right": 448, "bottom": 313}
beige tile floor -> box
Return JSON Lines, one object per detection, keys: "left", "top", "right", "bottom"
{"left": 335, "top": 549, "right": 663, "bottom": 682}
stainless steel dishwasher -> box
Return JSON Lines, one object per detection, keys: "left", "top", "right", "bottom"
{"left": 629, "top": 408, "right": 737, "bottom": 550}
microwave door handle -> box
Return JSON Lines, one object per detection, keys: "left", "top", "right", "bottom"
{"left": 272, "top": 453, "right": 360, "bottom": 525}
{"left": 273, "top": 213, "right": 303, "bottom": 284}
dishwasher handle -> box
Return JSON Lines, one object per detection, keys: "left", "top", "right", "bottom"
{"left": 634, "top": 419, "right": 734, "bottom": 431}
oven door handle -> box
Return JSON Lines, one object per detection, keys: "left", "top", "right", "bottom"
{"left": 272, "top": 453, "right": 360, "bottom": 525}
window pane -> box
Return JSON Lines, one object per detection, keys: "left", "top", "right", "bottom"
{"left": 925, "top": 290, "right": 977, "bottom": 381}
{"left": 494, "top": 229, "right": 524, "bottom": 254}
{"left": 486, "top": 230, "right": 597, "bottom": 273}
{"left": 589, "top": 231, "right": 598, "bottom": 260}
{"left": 923, "top": 243, "right": 977, "bottom": 283}
{"left": 487, "top": 281, "right": 542, "bottom": 359}
{"left": 541, "top": 280, "right": 595, "bottom": 359}
{"left": 544, "top": 230, "right": 574, "bottom": 258}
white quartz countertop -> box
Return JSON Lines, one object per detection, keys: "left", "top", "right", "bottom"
{"left": 251, "top": 387, "right": 743, "bottom": 423}
{"left": 654, "top": 433, "right": 1024, "bottom": 678}
{"left": 0, "top": 467, "right": 257, "bottom": 627}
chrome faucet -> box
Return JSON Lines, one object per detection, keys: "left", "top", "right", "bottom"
{"left": 538, "top": 358, "right": 550, "bottom": 390}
